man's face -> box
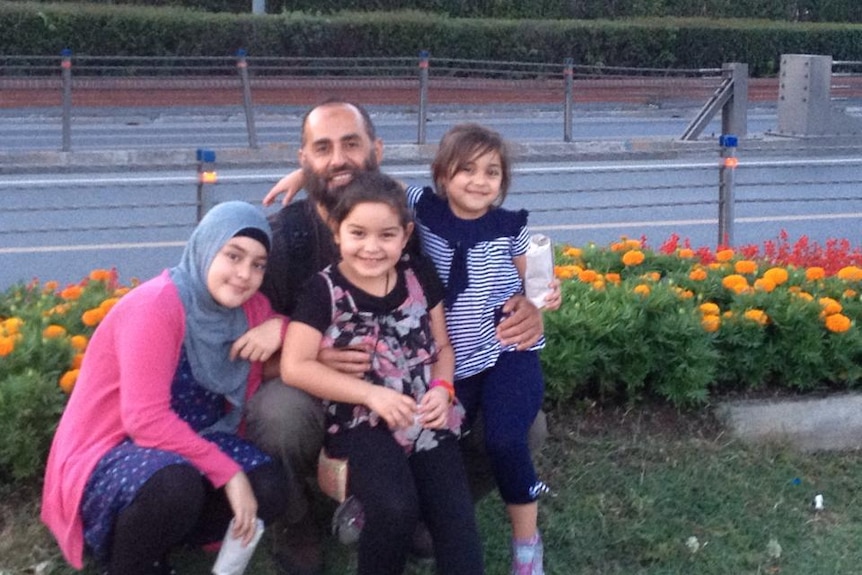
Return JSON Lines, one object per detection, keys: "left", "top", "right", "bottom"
{"left": 299, "top": 104, "right": 382, "bottom": 213}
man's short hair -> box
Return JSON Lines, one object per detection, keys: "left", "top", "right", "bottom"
{"left": 299, "top": 99, "right": 377, "bottom": 146}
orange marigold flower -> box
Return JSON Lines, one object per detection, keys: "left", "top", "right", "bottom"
{"left": 622, "top": 250, "right": 645, "bottom": 267}
{"left": 605, "top": 273, "right": 621, "bottom": 284}
{"left": 675, "top": 288, "right": 694, "bottom": 299}
{"left": 592, "top": 280, "right": 606, "bottom": 291}
{"left": 625, "top": 239, "right": 642, "bottom": 249}
{"left": 678, "top": 248, "right": 695, "bottom": 259}
{"left": 734, "top": 260, "right": 758, "bottom": 274}
{"left": 114, "top": 287, "right": 132, "bottom": 297}
{"left": 723, "top": 310, "right": 734, "bottom": 318}
{"left": 699, "top": 302, "right": 720, "bottom": 315}
{"left": 844, "top": 289, "right": 858, "bottom": 299}
{"left": 743, "top": 309, "right": 769, "bottom": 326}
{"left": 642, "top": 271, "right": 661, "bottom": 282}
{"left": 688, "top": 268, "right": 708, "bottom": 281}
{"left": 805, "top": 267, "right": 826, "bottom": 281}
{"left": 562, "top": 246, "right": 582, "bottom": 259}
{"left": 0, "top": 335, "right": 15, "bottom": 357}
{"left": 43, "top": 324, "right": 67, "bottom": 339}
{"left": 754, "top": 278, "right": 776, "bottom": 293}
{"left": 554, "top": 265, "right": 581, "bottom": 280}
{"left": 89, "top": 269, "right": 113, "bottom": 282}
{"left": 578, "top": 269, "right": 598, "bottom": 283}
{"left": 794, "top": 291, "right": 814, "bottom": 302}
{"left": 762, "top": 267, "right": 789, "bottom": 286}
{"left": 715, "top": 249, "right": 734, "bottom": 262}
{"left": 43, "top": 280, "right": 59, "bottom": 293}
{"left": 837, "top": 266, "right": 862, "bottom": 282}
{"left": 2, "top": 317, "right": 24, "bottom": 336}
{"left": 701, "top": 315, "right": 720, "bottom": 333}
{"left": 721, "top": 274, "right": 749, "bottom": 291}
{"left": 819, "top": 297, "right": 842, "bottom": 316}
{"left": 633, "top": 284, "right": 651, "bottom": 296}
{"left": 60, "top": 285, "right": 83, "bottom": 300}
{"left": 71, "top": 352, "right": 85, "bottom": 369}
{"left": 825, "top": 313, "right": 852, "bottom": 333}
{"left": 99, "top": 297, "right": 120, "bottom": 313}
{"left": 610, "top": 241, "right": 626, "bottom": 252}
{"left": 70, "top": 334, "right": 89, "bottom": 351}
{"left": 82, "top": 308, "right": 107, "bottom": 327}
{"left": 59, "top": 369, "right": 80, "bottom": 394}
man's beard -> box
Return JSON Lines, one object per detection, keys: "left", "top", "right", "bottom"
{"left": 303, "top": 155, "right": 379, "bottom": 214}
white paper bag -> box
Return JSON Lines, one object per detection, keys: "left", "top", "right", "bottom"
{"left": 212, "top": 518, "right": 265, "bottom": 575}
{"left": 524, "top": 234, "right": 555, "bottom": 308}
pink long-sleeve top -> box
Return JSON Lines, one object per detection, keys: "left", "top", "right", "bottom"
{"left": 41, "top": 270, "right": 279, "bottom": 568}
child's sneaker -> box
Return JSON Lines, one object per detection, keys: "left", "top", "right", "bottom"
{"left": 511, "top": 530, "right": 544, "bottom": 575}
{"left": 331, "top": 495, "right": 364, "bottom": 545}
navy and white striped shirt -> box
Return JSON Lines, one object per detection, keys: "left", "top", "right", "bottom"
{"left": 406, "top": 185, "right": 545, "bottom": 380}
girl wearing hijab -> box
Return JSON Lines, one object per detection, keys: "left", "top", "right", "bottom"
{"left": 41, "top": 201, "right": 289, "bottom": 575}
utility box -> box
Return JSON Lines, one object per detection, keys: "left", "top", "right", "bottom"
{"left": 778, "top": 54, "right": 862, "bottom": 136}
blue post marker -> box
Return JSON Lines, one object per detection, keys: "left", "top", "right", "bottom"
{"left": 417, "top": 50, "right": 430, "bottom": 145}
{"left": 196, "top": 148, "right": 218, "bottom": 221}
{"left": 717, "top": 134, "right": 738, "bottom": 246}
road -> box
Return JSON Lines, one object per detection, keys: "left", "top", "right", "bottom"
{"left": 2, "top": 154, "right": 860, "bottom": 291}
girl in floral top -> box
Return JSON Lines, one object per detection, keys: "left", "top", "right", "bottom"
{"left": 280, "top": 171, "right": 484, "bottom": 575}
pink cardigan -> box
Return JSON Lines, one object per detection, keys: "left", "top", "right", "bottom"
{"left": 41, "top": 271, "right": 278, "bottom": 568}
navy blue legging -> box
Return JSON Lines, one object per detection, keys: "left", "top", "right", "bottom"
{"left": 327, "top": 424, "right": 484, "bottom": 575}
{"left": 455, "top": 350, "right": 545, "bottom": 505}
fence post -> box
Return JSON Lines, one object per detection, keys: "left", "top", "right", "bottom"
{"left": 563, "top": 58, "right": 574, "bottom": 142}
{"left": 196, "top": 149, "right": 217, "bottom": 222}
{"left": 236, "top": 49, "right": 259, "bottom": 149}
{"left": 717, "top": 134, "right": 738, "bottom": 246}
{"left": 417, "top": 50, "right": 429, "bottom": 145}
{"left": 721, "top": 62, "right": 748, "bottom": 139}
{"left": 61, "top": 49, "right": 73, "bottom": 152}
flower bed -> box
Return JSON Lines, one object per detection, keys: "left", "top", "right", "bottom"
{"left": 1, "top": 233, "right": 861, "bottom": 483}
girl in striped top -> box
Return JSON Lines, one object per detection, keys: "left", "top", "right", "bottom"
{"left": 405, "top": 123, "right": 557, "bottom": 575}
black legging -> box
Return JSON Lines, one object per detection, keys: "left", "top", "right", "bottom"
{"left": 106, "top": 461, "right": 287, "bottom": 575}
{"left": 328, "top": 424, "right": 485, "bottom": 575}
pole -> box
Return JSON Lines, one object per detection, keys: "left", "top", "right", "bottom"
{"left": 563, "top": 58, "right": 574, "bottom": 143}
{"left": 236, "top": 49, "right": 259, "bottom": 149}
{"left": 61, "top": 49, "right": 72, "bottom": 152}
{"left": 196, "top": 149, "right": 217, "bottom": 222}
{"left": 417, "top": 50, "right": 429, "bottom": 145}
{"left": 717, "top": 134, "right": 738, "bottom": 246}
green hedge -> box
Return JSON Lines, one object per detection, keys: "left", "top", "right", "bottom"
{"left": 2, "top": 3, "right": 861, "bottom": 76}
{"left": 7, "top": 0, "right": 862, "bottom": 22}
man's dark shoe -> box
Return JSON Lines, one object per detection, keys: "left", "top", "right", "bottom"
{"left": 271, "top": 517, "right": 324, "bottom": 575}
{"left": 408, "top": 521, "right": 435, "bottom": 565}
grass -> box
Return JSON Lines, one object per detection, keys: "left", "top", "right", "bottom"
{"left": 5, "top": 400, "right": 862, "bottom": 574}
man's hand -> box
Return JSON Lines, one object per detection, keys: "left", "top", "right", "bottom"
{"left": 231, "top": 317, "right": 285, "bottom": 363}
{"left": 496, "top": 294, "right": 543, "bottom": 350}
{"left": 262, "top": 169, "right": 305, "bottom": 207}
{"left": 317, "top": 345, "right": 372, "bottom": 377}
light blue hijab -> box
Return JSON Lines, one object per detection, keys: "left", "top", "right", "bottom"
{"left": 168, "top": 201, "right": 272, "bottom": 434}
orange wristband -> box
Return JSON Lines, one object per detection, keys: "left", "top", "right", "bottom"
{"left": 430, "top": 379, "right": 455, "bottom": 404}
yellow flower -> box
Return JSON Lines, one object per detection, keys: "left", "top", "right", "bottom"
{"left": 678, "top": 248, "right": 694, "bottom": 259}
{"left": 43, "top": 324, "right": 67, "bottom": 339}
{"left": 743, "top": 309, "right": 769, "bottom": 326}
{"left": 715, "top": 249, "right": 734, "bottom": 262}
{"left": 805, "top": 267, "right": 826, "bottom": 281}
{"left": 562, "top": 246, "right": 582, "bottom": 259}
{"left": 59, "top": 369, "right": 80, "bottom": 394}
{"left": 633, "top": 284, "right": 651, "bottom": 296}
{"left": 762, "top": 267, "right": 789, "bottom": 286}
{"left": 592, "top": 280, "right": 606, "bottom": 291}
{"left": 60, "top": 285, "right": 83, "bottom": 300}
{"left": 837, "top": 266, "right": 862, "bottom": 282}
{"left": 825, "top": 313, "right": 852, "bottom": 333}
{"left": 625, "top": 239, "right": 642, "bottom": 250}
{"left": 622, "top": 250, "right": 645, "bottom": 267}
{"left": 82, "top": 308, "right": 107, "bottom": 327}
{"left": 70, "top": 335, "right": 89, "bottom": 351}
{"left": 753, "top": 278, "right": 776, "bottom": 293}
{"left": 0, "top": 335, "right": 15, "bottom": 357}
{"left": 578, "top": 269, "right": 598, "bottom": 283}
{"left": 2, "top": 317, "right": 24, "bottom": 336}
{"left": 699, "top": 302, "right": 720, "bottom": 315}
{"left": 688, "top": 268, "right": 707, "bottom": 281}
{"left": 722, "top": 274, "right": 749, "bottom": 293}
{"left": 708, "top": 262, "right": 726, "bottom": 271}
{"left": 701, "top": 315, "right": 720, "bottom": 333}
{"left": 819, "top": 297, "right": 842, "bottom": 316}
{"left": 734, "top": 260, "right": 757, "bottom": 274}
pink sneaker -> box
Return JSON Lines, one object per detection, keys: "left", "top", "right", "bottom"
{"left": 511, "top": 531, "right": 544, "bottom": 575}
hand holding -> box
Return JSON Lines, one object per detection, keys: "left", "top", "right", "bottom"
{"left": 418, "top": 386, "right": 450, "bottom": 429}
{"left": 230, "top": 317, "right": 285, "bottom": 363}
{"left": 365, "top": 386, "right": 417, "bottom": 430}
{"left": 223, "top": 471, "right": 259, "bottom": 546}
{"left": 496, "top": 294, "right": 543, "bottom": 350}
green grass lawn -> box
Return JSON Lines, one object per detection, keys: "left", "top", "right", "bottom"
{"left": 5, "top": 401, "right": 862, "bottom": 575}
